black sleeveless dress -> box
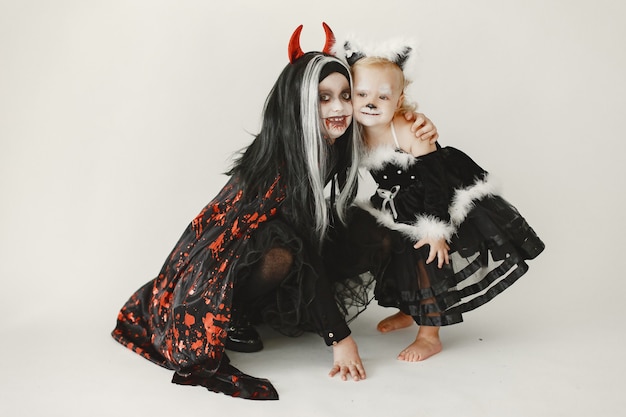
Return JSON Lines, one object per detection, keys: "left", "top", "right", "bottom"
{"left": 356, "top": 134, "right": 545, "bottom": 326}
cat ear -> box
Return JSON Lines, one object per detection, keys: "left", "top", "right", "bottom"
{"left": 395, "top": 46, "right": 413, "bottom": 70}
{"left": 343, "top": 40, "right": 365, "bottom": 66}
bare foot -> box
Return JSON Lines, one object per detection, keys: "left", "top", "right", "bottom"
{"left": 397, "top": 329, "right": 442, "bottom": 362}
{"left": 377, "top": 311, "right": 414, "bottom": 333}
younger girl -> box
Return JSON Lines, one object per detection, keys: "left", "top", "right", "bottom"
{"left": 341, "top": 40, "right": 545, "bottom": 362}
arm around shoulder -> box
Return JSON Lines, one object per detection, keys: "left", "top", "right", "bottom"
{"left": 395, "top": 116, "right": 436, "bottom": 157}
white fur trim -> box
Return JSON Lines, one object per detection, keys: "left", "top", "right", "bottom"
{"left": 356, "top": 200, "right": 455, "bottom": 242}
{"left": 414, "top": 214, "right": 456, "bottom": 241}
{"left": 330, "top": 32, "right": 350, "bottom": 63}
{"left": 360, "top": 145, "right": 415, "bottom": 171}
{"left": 448, "top": 175, "right": 498, "bottom": 226}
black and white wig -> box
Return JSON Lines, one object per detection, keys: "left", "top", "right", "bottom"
{"left": 229, "top": 52, "right": 361, "bottom": 243}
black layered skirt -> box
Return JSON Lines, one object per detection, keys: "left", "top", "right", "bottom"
{"left": 331, "top": 196, "right": 545, "bottom": 327}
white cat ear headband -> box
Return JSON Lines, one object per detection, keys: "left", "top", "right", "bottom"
{"left": 332, "top": 35, "right": 418, "bottom": 80}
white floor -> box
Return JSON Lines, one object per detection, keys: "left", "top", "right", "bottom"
{"left": 2, "top": 1, "right": 625, "bottom": 416}
{"left": 2, "top": 252, "right": 624, "bottom": 417}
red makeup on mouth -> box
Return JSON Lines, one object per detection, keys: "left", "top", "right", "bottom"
{"left": 326, "top": 116, "right": 348, "bottom": 129}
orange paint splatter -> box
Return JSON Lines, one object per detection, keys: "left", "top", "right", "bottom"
{"left": 192, "top": 207, "right": 209, "bottom": 237}
{"left": 208, "top": 231, "right": 226, "bottom": 257}
{"left": 217, "top": 258, "right": 229, "bottom": 273}
{"left": 184, "top": 313, "right": 195, "bottom": 327}
{"left": 202, "top": 312, "right": 228, "bottom": 344}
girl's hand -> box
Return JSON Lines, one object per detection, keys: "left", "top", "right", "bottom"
{"left": 328, "top": 335, "right": 366, "bottom": 381}
{"left": 414, "top": 237, "right": 450, "bottom": 268}
{"left": 404, "top": 112, "right": 439, "bottom": 144}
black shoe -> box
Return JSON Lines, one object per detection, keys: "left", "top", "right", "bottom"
{"left": 172, "top": 360, "right": 278, "bottom": 400}
{"left": 225, "top": 321, "right": 263, "bottom": 353}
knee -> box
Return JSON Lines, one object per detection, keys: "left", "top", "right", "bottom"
{"left": 380, "top": 233, "right": 392, "bottom": 260}
{"left": 262, "top": 247, "right": 294, "bottom": 282}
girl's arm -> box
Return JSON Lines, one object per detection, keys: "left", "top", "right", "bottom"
{"left": 395, "top": 115, "right": 437, "bottom": 157}
{"left": 403, "top": 112, "right": 439, "bottom": 144}
{"left": 412, "top": 154, "right": 451, "bottom": 268}
{"left": 375, "top": 141, "right": 452, "bottom": 268}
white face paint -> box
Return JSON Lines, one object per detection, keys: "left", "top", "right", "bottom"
{"left": 352, "top": 65, "right": 404, "bottom": 127}
{"left": 318, "top": 72, "right": 353, "bottom": 143}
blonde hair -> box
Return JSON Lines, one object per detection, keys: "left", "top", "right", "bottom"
{"left": 351, "top": 56, "right": 417, "bottom": 114}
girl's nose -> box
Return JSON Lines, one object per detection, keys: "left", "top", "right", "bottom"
{"left": 366, "top": 103, "right": 376, "bottom": 109}
{"left": 333, "top": 98, "right": 347, "bottom": 111}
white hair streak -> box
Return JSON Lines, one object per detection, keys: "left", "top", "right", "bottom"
{"left": 301, "top": 55, "right": 329, "bottom": 239}
{"left": 300, "top": 54, "right": 362, "bottom": 240}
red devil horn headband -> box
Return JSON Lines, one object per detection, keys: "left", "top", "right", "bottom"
{"left": 288, "top": 22, "right": 336, "bottom": 64}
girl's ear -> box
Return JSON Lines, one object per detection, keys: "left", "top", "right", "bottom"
{"left": 397, "top": 93, "right": 405, "bottom": 110}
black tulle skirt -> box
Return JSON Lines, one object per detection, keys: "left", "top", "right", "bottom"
{"left": 335, "top": 197, "right": 544, "bottom": 327}
{"left": 236, "top": 216, "right": 373, "bottom": 337}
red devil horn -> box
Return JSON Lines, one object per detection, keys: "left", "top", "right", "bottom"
{"left": 322, "top": 22, "right": 335, "bottom": 54}
{"left": 288, "top": 25, "right": 305, "bottom": 64}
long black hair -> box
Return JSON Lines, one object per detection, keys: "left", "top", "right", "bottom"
{"left": 227, "top": 52, "right": 361, "bottom": 242}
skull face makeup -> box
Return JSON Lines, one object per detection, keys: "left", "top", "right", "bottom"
{"left": 318, "top": 72, "right": 353, "bottom": 143}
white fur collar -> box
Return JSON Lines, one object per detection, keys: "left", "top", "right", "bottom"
{"left": 360, "top": 145, "right": 416, "bottom": 171}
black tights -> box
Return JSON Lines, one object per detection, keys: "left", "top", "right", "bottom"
{"left": 234, "top": 241, "right": 350, "bottom": 344}
{"left": 235, "top": 247, "right": 294, "bottom": 308}
{"left": 232, "top": 209, "right": 393, "bottom": 343}
{"left": 325, "top": 207, "right": 393, "bottom": 282}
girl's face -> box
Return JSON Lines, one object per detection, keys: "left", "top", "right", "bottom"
{"left": 352, "top": 64, "right": 404, "bottom": 128}
{"left": 318, "top": 72, "right": 353, "bottom": 143}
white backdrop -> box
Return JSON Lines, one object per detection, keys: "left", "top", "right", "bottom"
{"left": 1, "top": 1, "right": 625, "bottom": 416}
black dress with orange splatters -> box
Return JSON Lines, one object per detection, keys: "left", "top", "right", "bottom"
{"left": 112, "top": 176, "right": 286, "bottom": 399}
{"left": 111, "top": 168, "right": 371, "bottom": 399}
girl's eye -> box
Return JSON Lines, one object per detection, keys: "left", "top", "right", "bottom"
{"left": 320, "top": 94, "right": 330, "bottom": 102}
{"left": 341, "top": 92, "right": 351, "bottom": 100}
{"left": 357, "top": 92, "right": 366, "bottom": 97}
{"left": 380, "top": 95, "right": 388, "bottom": 100}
